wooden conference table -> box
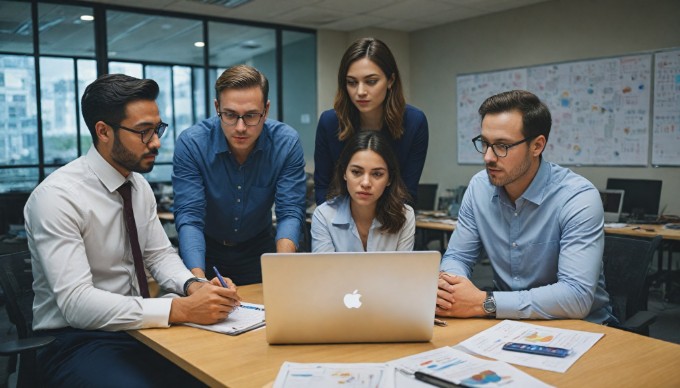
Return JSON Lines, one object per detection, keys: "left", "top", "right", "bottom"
{"left": 129, "top": 284, "right": 680, "bottom": 388}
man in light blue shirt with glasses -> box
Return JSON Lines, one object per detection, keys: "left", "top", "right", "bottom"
{"left": 173, "top": 65, "right": 306, "bottom": 286}
{"left": 437, "top": 90, "right": 615, "bottom": 324}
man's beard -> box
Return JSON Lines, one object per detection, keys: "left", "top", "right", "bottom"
{"left": 111, "top": 133, "right": 158, "bottom": 174}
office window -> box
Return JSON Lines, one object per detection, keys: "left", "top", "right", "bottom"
{"left": 77, "top": 60, "right": 97, "bottom": 154}
{"left": 208, "top": 22, "right": 277, "bottom": 119}
{"left": 0, "top": 0, "right": 315, "bottom": 191}
{"left": 107, "top": 11, "right": 203, "bottom": 66}
{"left": 0, "top": 0, "right": 33, "bottom": 54}
{"left": 38, "top": 3, "right": 95, "bottom": 57}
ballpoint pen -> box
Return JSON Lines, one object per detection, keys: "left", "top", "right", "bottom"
{"left": 414, "top": 371, "right": 465, "bottom": 388}
{"left": 213, "top": 266, "right": 229, "bottom": 288}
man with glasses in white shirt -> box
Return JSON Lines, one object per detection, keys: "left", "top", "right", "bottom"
{"left": 173, "top": 64, "right": 306, "bottom": 286}
{"left": 436, "top": 90, "right": 615, "bottom": 324}
{"left": 25, "top": 74, "right": 240, "bottom": 386}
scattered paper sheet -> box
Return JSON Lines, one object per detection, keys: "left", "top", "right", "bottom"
{"left": 390, "top": 347, "right": 552, "bottom": 387}
{"left": 273, "top": 362, "right": 392, "bottom": 388}
{"left": 457, "top": 320, "right": 604, "bottom": 373}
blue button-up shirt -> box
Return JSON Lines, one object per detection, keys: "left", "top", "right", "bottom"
{"left": 172, "top": 116, "right": 306, "bottom": 270}
{"left": 441, "top": 159, "right": 613, "bottom": 323}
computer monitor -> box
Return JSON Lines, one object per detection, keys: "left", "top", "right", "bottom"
{"left": 416, "top": 184, "right": 438, "bottom": 211}
{"left": 606, "top": 178, "right": 662, "bottom": 220}
{"left": 599, "top": 189, "right": 625, "bottom": 223}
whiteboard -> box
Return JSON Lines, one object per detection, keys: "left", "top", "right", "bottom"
{"left": 457, "top": 54, "right": 652, "bottom": 166}
{"left": 652, "top": 49, "right": 680, "bottom": 166}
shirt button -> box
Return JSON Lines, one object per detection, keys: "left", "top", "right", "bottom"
{"left": 234, "top": 217, "right": 238, "bottom": 221}
{"left": 234, "top": 229, "right": 238, "bottom": 232}
{"left": 237, "top": 186, "right": 242, "bottom": 190}
{"left": 237, "top": 198, "right": 241, "bottom": 203}
{"left": 514, "top": 276, "right": 519, "bottom": 281}
{"left": 514, "top": 212, "right": 518, "bottom": 216}
{"left": 512, "top": 242, "right": 517, "bottom": 247}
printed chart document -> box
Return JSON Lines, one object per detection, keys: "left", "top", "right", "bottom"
{"left": 184, "top": 302, "right": 265, "bottom": 335}
{"left": 273, "top": 362, "right": 392, "bottom": 388}
{"left": 457, "top": 320, "right": 604, "bottom": 373}
{"left": 390, "top": 347, "right": 552, "bottom": 388}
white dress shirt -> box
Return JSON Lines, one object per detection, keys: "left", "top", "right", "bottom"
{"left": 311, "top": 195, "right": 415, "bottom": 252}
{"left": 25, "top": 146, "right": 194, "bottom": 331}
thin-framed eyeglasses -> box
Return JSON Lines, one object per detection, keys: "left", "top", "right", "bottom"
{"left": 106, "top": 121, "right": 168, "bottom": 144}
{"left": 217, "top": 110, "right": 265, "bottom": 126}
{"left": 471, "top": 135, "right": 537, "bottom": 158}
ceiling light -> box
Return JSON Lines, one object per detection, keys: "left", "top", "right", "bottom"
{"left": 194, "top": 42, "right": 205, "bottom": 48}
{"left": 80, "top": 15, "right": 94, "bottom": 21}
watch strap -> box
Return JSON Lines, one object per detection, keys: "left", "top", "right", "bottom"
{"left": 183, "top": 277, "right": 209, "bottom": 296}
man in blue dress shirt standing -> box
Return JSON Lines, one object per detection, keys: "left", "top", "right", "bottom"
{"left": 437, "top": 90, "right": 615, "bottom": 324}
{"left": 173, "top": 64, "right": 306, "bottom": 285}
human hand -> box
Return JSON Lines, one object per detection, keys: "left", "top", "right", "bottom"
{"left": 170, "top": 283, "right": 242, "bottom": 325}
{"left": 435, "top": 273, "right": 486, "bottom": 318}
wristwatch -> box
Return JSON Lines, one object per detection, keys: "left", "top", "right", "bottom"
{"left": 183, "top": 277, "right": 209, "bottom": 296}
{"left": 482, "top": 291, "right": 496, "bottom": 317}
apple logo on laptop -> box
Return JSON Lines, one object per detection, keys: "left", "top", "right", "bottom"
{"left": 343, "top": 289, "right": 362, "bottom": 309}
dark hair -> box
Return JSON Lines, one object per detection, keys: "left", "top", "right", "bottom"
{"left": 478, "top": 90, "right": 552, "bottom": 143}
{"left": 215, "top": 64, "right": 269, "bottom": 105}
{"left": 81, "top": 74, "right": 159, "bottom": 146}
{"left": 327, "top": 131, "right": 410, "bottom": 234}
{"left": 334, "top": 37, "right": 406, "bottom": 141}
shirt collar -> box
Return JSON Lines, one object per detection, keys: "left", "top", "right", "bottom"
{"left": 492, "top": 157, "right": 550, "bottom": 206}
{"left": 85, "top": 145, "right": 136, "bottom": 194}
{"left": 331, "top": 195, "right": 352, "bottom": 226}
{"left": 211, "top": 116, "right": 270, "bottom": 158}
{"left": 521, "top": 157, "right": 550, "bottom": 205}
{"left": 331, "top": 195, "right": 382, "bottom": 229}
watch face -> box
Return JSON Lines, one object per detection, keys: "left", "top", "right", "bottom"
{"left": 483, "top": 296, "right": 496, "bottom": 313}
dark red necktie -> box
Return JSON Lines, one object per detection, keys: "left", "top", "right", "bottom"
{"left": 117, "top": 181, "right": 150, "bottom": 298}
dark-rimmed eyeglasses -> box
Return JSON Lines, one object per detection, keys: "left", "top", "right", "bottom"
{"left": 472, "top": 135, "right": 536, "bottom": 158}
{"left": 106, "top": 121, "right": 167, "bottom": 144}
{"left": 217, "top": 111, "right": 265, "bottom": 126}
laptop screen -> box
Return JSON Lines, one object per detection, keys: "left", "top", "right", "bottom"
{"left": 599, "top": 189, "right": 624, "bottom": 223}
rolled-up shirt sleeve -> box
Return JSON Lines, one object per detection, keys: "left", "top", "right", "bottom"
{"left": 172, "top": 133, "right": 208, "bottom": 271}
{"left": 274, "top": 137, "right": 306, "bottom": 248}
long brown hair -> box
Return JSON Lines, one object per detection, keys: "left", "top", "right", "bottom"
{"left": 334, "top": 38, "right": 406, "bottom": 141}
{"left": 327, "top": 131, "right": 411, "bottom": 233}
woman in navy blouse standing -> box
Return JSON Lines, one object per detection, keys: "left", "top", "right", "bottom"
{"left": 314, "top": 37, "right": 429, "bottom": 206}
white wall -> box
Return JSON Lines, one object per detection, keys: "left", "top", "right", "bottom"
{"left": 409, "top": 0, "right": 680, "bottom": 214}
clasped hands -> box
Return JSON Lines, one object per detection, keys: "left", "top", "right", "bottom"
{"left": 436, "top": 272, "right": 487, "bottom": 318}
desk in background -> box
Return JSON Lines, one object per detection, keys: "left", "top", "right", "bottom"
{"left": 129, "top": 284, "right": 680, "bottom": 388}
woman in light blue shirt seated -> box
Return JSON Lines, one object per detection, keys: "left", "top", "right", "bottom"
{"left": 311, "top": 131, "right": 415, "bottom": 252}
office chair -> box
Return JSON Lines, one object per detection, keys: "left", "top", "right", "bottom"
{"left": 602, "top": 235, "right": 662, "bottom": 336}
{"left": 0, "top": 251, "right": 54, "bottom": 388}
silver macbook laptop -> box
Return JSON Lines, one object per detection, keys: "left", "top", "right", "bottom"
{"left": 599, "top": 189, "right": 625, "bottom": 223}
{"left": 261, "top": 251, "right": 441, "bottom": 344}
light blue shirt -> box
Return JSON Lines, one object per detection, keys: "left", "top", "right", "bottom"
{"left": 441, "top": 159, "right": 614, "bottom": 323}
{"left": 311, "top": 195, "right": 415, "bottom": 252}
